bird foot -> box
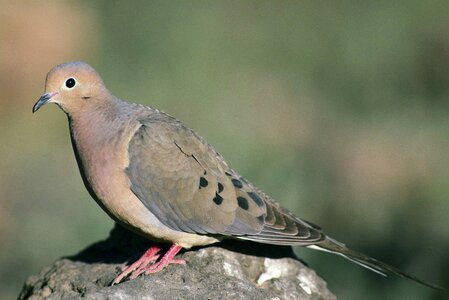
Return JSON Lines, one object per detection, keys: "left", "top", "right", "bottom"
{"left": 112, "top": 244, "right": 184, "bottom": 285}
{"left": 129, "top": 244, "right": 185, "bottom": 279}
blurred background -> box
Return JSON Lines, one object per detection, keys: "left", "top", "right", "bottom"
{"left": 1, "top": 1, "right": 448, "bottom": 299}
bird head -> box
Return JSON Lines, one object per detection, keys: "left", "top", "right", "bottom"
{"left": 33, "top": 61, "right": 108, "bottom": 114}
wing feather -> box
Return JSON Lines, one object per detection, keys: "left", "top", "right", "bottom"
{"left": 126, "top": 111, "right": 326, "bottom": 245}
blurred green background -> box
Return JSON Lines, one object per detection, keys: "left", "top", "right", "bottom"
{"left": 1, "top": 1, "right": 448, "bottom": 299}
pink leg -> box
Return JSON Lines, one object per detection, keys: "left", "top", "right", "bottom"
{"left": 112, "top": 244, "right": 185, "bottom": 285}
{"left": 112, "top": 244, "right": 162, "bottom": 285}
{"left": 146, "top": 245, "right": 185, "bottom": 274}
{"left": 130, "top": 244, "right": 185, "bottom": 279}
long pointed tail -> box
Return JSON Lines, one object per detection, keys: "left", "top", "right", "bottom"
{"left": 308, "top": 238, "right": 444, "bottom": 290}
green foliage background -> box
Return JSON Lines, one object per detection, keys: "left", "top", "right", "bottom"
{"left": 1, "top": 1, "right": 448, "bottom": 299}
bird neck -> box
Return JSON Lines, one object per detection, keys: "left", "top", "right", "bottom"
{"left": 67, "top": 96, "right": 137, "bottom": 200}
{"left": 68, "top": 96, "right": 127, "bottom": 152}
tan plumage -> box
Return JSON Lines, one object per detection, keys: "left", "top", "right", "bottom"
{"left": 33, "top": 61, "right": 442, "bottom": 289}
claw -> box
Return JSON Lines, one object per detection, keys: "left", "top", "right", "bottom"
{"left": 112, "top": 244, "right": 162, "bottom": 285}
{"left": 112, "top": 244, "right": 184, "bottom": 285}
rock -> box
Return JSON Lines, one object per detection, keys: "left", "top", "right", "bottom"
{"left": 18, "top": 225, "right": 336, "bottom": 300}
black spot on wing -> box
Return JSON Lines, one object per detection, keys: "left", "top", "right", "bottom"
{"left": 237, "top": 197, "right": 249, "bottom": 210}
{"left": 199, "top": 177, "right": 208, "bottom": 188}
{"left": 231, "top": 179, "right": 243, "bottom": 188}
{"left": 218, "top": 182, "right": 224, "bottom": 193}
{"left": 213, "top": 193, "right": 223, "bottom": 205}
{"left": 247, "top": 192, "right": 264, "bottom": 207}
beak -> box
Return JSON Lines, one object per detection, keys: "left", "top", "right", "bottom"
{"left": 32, "top": 92, "right": 58, "bottom": 113}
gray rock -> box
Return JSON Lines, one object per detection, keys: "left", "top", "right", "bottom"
{"left": 19, "top": 225, "right": 336, "bottom": 300}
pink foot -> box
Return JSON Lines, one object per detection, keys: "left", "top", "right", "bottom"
{"left": 112, "top": 244, "right": 185, "bottom": 285}
{"left": 134, "top": 244, "right": 185, "bottom": 277}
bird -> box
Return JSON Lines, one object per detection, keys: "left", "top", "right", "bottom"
{"left": 33, "top": 61, "right": 441, "bottom": 289}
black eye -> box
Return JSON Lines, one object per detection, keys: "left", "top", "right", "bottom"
{"left": 65, "top": 78, "right": 76, "bottom": 88}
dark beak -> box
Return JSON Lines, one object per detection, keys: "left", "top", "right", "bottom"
{"left": 32, "top": 92, "right": 58, "bottom": 113}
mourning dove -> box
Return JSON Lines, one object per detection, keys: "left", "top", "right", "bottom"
{"left": 33, "top": 62, "right": 441, "bottom": 289}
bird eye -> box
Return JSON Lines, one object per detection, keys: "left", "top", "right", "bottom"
{"left": 65, "top": 78, "right": 76, "bottom": 88}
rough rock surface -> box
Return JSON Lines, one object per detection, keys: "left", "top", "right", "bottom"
{"left": 19, "top": 225, "right": 336, "bottom": 300}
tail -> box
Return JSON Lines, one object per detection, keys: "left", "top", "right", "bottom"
{"left": 309, "top": 238, "right": 444, "bottom": 290}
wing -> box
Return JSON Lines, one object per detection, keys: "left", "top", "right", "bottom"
{"left": 126, "top": 111, "right": 325, "bottom": 245}
{"left": 127, "top": 110, "right": 441, "bottom": 290}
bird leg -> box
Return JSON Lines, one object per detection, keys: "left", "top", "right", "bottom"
{"left": 141, "top": 244, "right": 185, "bottom": 275}
{"left": 129, "top": 244, "right": 185, "bottom": 278}
{"left": 112, "top": 244, "right": 162, "bottom": 285}
{"left": 119, "top": 245, "right": 161, "bottom": 272}
{"left": 112, "top": 243, "right": 185, "bottom": 285}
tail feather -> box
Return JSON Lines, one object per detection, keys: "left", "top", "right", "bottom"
{"left": 309, "top": 238, "right": 444, "bottom": 290}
